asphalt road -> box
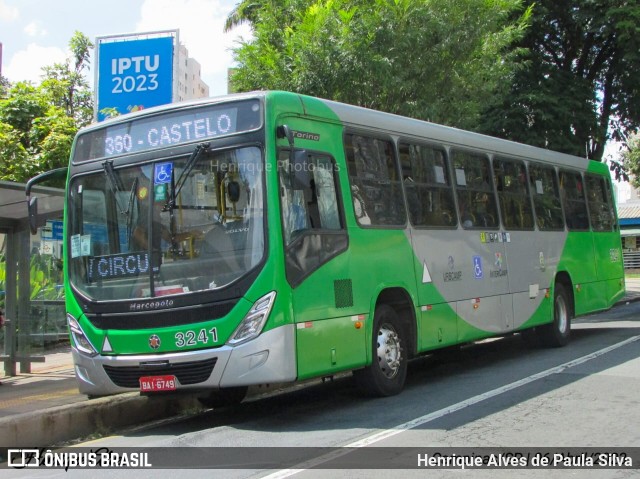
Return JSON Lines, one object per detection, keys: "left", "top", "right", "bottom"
{"left": 4, "top": 299, "right": 638, "bottom": 478}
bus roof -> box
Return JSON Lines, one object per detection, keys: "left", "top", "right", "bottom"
{"left": 303, "top": 94, "right": 599, "bottom": 172}
{"left": 81, "top": 90, "right": 604, "bottom": 173}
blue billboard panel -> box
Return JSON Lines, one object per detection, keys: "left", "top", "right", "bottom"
{"left": 97, "top": 36, "right": 174, "bottom": 121}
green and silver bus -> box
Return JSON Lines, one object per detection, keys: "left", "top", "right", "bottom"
{"left": 27, "top": 91, "right": 624, "bottom": 403}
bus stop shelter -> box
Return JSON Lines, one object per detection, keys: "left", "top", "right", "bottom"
{"left": 0, "top": 180, "right": 65, "bottom": 376}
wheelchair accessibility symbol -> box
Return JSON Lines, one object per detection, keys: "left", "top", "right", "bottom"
{"left": 154, "top": 162, "right": 173, "bottom": 184}
{"left": 473, "top": 255, "right": 483, "bottom": 279}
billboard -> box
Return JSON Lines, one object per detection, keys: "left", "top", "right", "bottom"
{"left": 96, "top": 33, "right": 176, "bottom": 121}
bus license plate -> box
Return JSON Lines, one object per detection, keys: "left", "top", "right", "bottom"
{"left": 139, "top": 375, "right": 177, "bottom": 392}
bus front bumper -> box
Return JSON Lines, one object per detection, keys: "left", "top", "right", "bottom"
{"left": 71, "top": 324, "right": 297, "bottom": 397}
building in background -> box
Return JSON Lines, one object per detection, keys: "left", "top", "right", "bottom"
{"left": 614, "top": 178, "right": 640, "bottom": 269}
{"left": 176, "top": 43, "right": 209, "bottom": 102}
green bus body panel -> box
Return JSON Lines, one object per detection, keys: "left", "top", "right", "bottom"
{"left": 296, "top": 314, "right": 368, "bottom": 380}
{"left": 268, "top": 92, "right": 624, "bottom": 372}
{"left": 59, "top": 91, "right": 624, "bottom": 393}
{"left": 418, "top": 302, "right": 459, "bottom": 350}
{"left": 83, "top": 299, "right": 253, "bottom": 355}
{"left": 558, "top": 230, "right": 624, "bottom": 316}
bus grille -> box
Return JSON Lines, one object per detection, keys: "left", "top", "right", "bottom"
{"left": 103, "top": 358, "right": 217, "bottom": 388}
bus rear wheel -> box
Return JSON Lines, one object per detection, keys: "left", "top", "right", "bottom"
{"left": 354, "top": 305, "right": 407, "bottom": 397}
{"left": 538, "top": 283, "right": 571, "bottom": 347}
{"left": 198, "top": 386, "right": 248, "bottom": 409}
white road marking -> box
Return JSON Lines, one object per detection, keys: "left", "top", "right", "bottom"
{"left": 261, "top": 334, "right": 640, "bottom": 478}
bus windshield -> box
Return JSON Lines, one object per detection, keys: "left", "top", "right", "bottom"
{"left": 67, "top": 146, "right": 264, "bottom": 301}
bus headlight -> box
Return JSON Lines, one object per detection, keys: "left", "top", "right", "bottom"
{"left": 67, "top": 314, "right": 98, "bottom": 356}
{"left": 227, "top": 291, "right": 276, "bottom": 346}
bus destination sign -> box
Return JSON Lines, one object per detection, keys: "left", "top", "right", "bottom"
{"left": 74, "top": 99, "right": 262, "bottom": 162}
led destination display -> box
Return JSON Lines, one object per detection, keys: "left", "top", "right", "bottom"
{"left": 74, "top": 99, "right": 262, "bottom": 162}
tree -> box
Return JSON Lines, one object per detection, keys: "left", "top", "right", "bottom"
{"left": 0, "top": 83, "right": 75, "bottom": 181}
{"left": 0, "top": 32, "right": 94, "bottom": 182}
{"left": 40, "top": 31, "right": 94, "bottom": 126}
{"left": 224, "top": 0, "right": 268, "bottom": 32}
{"left": 622, "top": 132, "right": 640, "bottom": 189}
{"left": 0, "top": 75, "right": 10, "bottom": 98}
{"left": 0, "top": 121, "right": 28, "bottom": 180}
{"left": 228, "top": 0, "right": 530, "bottom": 130}
{"left": 480, "top": 0, "right": 640, "bottom": 161}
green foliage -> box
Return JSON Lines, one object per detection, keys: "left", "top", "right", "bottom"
{"left": 0, "top": 240, "right": 63, "bottom": 318}
{"left": 0, "top": 248, "right": 5, "bottom": 312}
{"left": 229, "top": 0, "right": 529, "bottom": 130}
{"left": 0, "top": 82, "right": 49, "bottom": 141}
{"left": 622, "top": 132, "right": 640, "bottom": 189}
{"left": 99, "top": 107, "right": 121, "bottom": 120}
{"left": 0, "top": 32, "right": 93, "bottom": 183}
{"left": 29, "top": 252, "right": 64, "bottom": 301}
{"left": 480, "top": 0, "right": 640, "bottom": 161}
{"left": 0, "top": 75, "right": 10, "bottom": 98}
{"left": 41, "top": 31, "right": 94, "bottom": 126}
{"left": 0, "top": 85, "right": 73, "bottom": 182}
{"left": 0, "top": 121, "right": 29, "bottom": 181}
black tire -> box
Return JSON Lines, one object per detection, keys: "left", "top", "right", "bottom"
{"left": 198, "top": 386, "right": 248, "bottom": 409}
{"left": 538, "top": 282, "right": 571, "bottom": 347}
{"left": 354, "top": 305, "right": 407, "bottom": 397}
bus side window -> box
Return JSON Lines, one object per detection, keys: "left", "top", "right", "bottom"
{"left": 529, "top": 163, "right": 565, "bottom": 231}
{"left": 451, "top": 150, "right": 499, "bottom": 229}
{"left": 278, "top": 150, "right": 342, "bottom": 244}
{"left": 345, "top": 133, "right": 406, "bottom": 227}
{"left": 493, "top": 157, "right": 534, "bottom": 230}
{"left": 398, "top": 141, "right": 456, "bottom": 227}
{"left": 585, "top": 174, "right": 615, "bottom": 232}
{"left": 278, "top": 149, "right": 347, "bottom": 287}
{"left": 559, "top": 170, "right": 589, "bottom": 231}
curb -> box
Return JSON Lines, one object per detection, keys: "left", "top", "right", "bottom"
{"left": 618, "top": 295, "right": 640, "bottom": 305}
{"left": 0, "top": 393, "right": 201, "bottom": 447}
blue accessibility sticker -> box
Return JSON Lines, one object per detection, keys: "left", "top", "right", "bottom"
{"left": 473, "top": 255, "right": 483, "bottom": 279}
{"left": 154, "top": 162, "right": 173, "bottom": 184}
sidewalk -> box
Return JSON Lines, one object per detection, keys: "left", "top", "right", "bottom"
{"left": 621, "top": 276, "right": 640, "bottom": 303}
{"left": 2, "top": 279, "right": 640, "bottom": 448}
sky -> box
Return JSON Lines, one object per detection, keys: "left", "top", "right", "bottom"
{"left": 0, "top": 0, "right": 252, "bottom": 96}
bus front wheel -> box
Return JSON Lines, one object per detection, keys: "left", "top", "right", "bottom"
{"left": 354, "top": 305, "right": 407, "bottom": 397}
{"left": 538, "top": 283, "right": 571, "bottom": 347}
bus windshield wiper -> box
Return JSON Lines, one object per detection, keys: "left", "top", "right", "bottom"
{"left": 164, "top": 142, "right": 210, "bottom": 211}
{"left": 102, "top": 160, "right": 129, "bottom": 215}
{"left": 125, "top": 177, "right": 138, "bottom": 243}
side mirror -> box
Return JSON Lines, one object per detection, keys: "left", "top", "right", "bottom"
{"left": 25, "top": 166, "right": 68, "bottom": 235}
{"left": 28, "top": 197, "right": 40, "bottom": 235}
{"left": 277, "top": 124, "right": 295, "bottom": 146}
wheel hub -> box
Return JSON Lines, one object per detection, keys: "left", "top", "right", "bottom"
{"left": 376, "top": 324, "right": 402, "bottom": 379}
{"left": 556, "top": 295, "right": 568, "bottom": 333}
